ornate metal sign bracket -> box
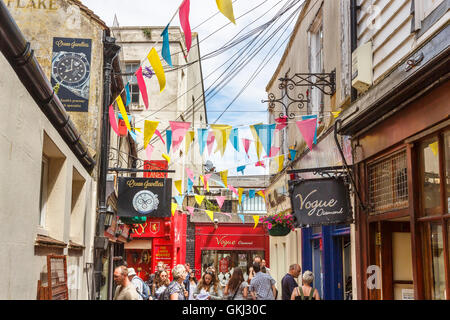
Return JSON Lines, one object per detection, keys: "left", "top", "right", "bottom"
{"left": 262, "top": 69, "right": 336, "bottom": 119}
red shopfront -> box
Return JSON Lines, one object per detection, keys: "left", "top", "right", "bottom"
{"left": 194, "top": 224, "right": 269, "bottom": 283}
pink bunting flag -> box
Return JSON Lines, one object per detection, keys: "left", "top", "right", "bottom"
{"left": 186, "top": 167, "right": 194, "bottom": 181}
{"left": 265, "top": 146, "right": 280, "bottom": 158}
{"left": 207, "top": 131, "right": 215, "bottom": 155}
{"left": 242, "top": 138, "right": 251, "bottom": 157}
{"left": 108, "top": 105, "right": 120, "bottom": 136}
{"left": 135, "top": 67, "right": 149, "bottom": 109}
{"left": 155, "top": 129, "right": 165, "bottom": 145}
{"left": 228, "top": 185, "right": 239, "bottom": 196}
{"left": 186, "top": 206, "right": 195, "bottom": 215}
{"left": 145, "top": 144, "right": 154, "bottom": 160}
{"left": 255, "top": 160, "right": 266, "bottom": 168}
{"left": 220, "top": 212, "right": 231, "bottom": 218}
{"left": 170, "top": 121, "right": 191, "bottom": 152}
{"left": 179, "top": 0, "right": 192, "bottom": 53}
{"left": 275, "top": 116, "right": 288, "bottom": 131}
{"left": 216, "top": 196, "right": 226, "bottom": 209}
{"left": 296, "top": 118, "right": 317, "bottom": 151}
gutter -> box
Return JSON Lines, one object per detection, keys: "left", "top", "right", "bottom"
{"left": 0, "top": 2, "right": 95, "bottom": 172}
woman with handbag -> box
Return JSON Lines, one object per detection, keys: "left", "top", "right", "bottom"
{"left": 224, "top": 268, "right": 249, "bottom": 300}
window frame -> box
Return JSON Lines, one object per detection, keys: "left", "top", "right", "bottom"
{"left": 39, "top": 155, "right": 49, "bottom": 228}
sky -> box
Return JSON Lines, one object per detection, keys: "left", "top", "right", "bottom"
{"left": 81, "top": 0, "right": 303, "bottom": 175}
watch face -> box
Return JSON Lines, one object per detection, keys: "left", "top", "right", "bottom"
{"left": 132, "top": 190, "right": 159, "bottom": 215}
{"left": 52, "top": 52, "right": 90, "bottom": 87}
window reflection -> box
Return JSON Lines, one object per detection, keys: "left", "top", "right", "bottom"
{"left": 430, "top": 224, "right": 445, "bottom": 300}
{"left": 444, "top": 131, "right": 450, "bottom": 213}
{"left": 420, "top": 138, "right": 441, "bottom": 215}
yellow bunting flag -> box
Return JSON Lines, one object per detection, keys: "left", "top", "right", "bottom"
{"left": 332, "top": 111, "right": 341, "bottom": 118}
{"left": 429, "top": 142, "right": 438, "bottom": 156}
{"left": 185, "top": 130, "right": 195, "bottom": 154}
{"left": 117, "top": 95, "right": 131, "bottom": 132}
{"left": 195, "top": 195, "right": 205, "bottom": 206}
{"left": 147, "top": 47, "right": 166, "bottom": 92}
{"left": 206, "top": 210, "right": 214, "bottom": 222}
{"left": 134, "top": 128, "right": 142, "bottom": 133}
{"left": 210, "top": 124, "right": 233, "bottom": 157}
{"left": 252, "top": 215, "right": 259, "bottom": 229}
{"left": 238, "top": 188, "right": 244, "bottom": 205}
{"left": 162, "top": 153, "right": 171, "bottom": 164}
{"left": 256, "top": 190, "right": 265, "bottom": 199}
{"left": 277, "top": 155, "right": 285, "bottom": 173}
{"left": 216, "top": 0, "right": 236, "bottom": 24}
{"left": 144, "top": 120, "right": 159, "bottom": 149}
{"left": 174, "top": 180, "right": 183, "bottom": 194}
{"left": 171, "top": 202, "right": 178, "bottom": 216}
{"left": 220, "top": 170, "right": 228, "bottom": 187}
{"left": 250, "top": 123, "right": 263, "bottom": 160}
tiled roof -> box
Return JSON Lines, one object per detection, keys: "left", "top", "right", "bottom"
{"left": 35, "top": 234, "right": 67, "bottom": 248}
{"left": 69, "top": 0, "right": 108, "bottom": 29}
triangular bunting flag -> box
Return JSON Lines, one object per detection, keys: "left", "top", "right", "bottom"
{"left": 229, "top": 128, "right": 239, "bottom": 152}
{"left": 197, "top": 128, "right": 209, "bottom": 155}
{"left": 256, "top": 190, "right": 265, "bottom": 199}
{"left": 155, "top": 129, "right": 165, "bottom": 145}
{"left": 125, "top": 83, "right": 131, "bottom": 106}
{"left": 170, "top": 121, "right": 191, "bottom": 152}
{"left": 228, "top": 185, "right": 238, "bottom": 196}
{"left": 216, "top": 196, "right": 226, "bottom": 209}
{"left": 179, "top": 0, "right": 192, "bottom": 52}
{"left": 289, "top": 149, "right": 297, "bottom": 161}
{"left": 145, "top": 144, "right": 154, "bottom": 160}
{"left": 296, "top": 118, "right": 317, "bottom": 151}
{"left": 162, "top": 153, "right": 171, "bottom": 164}
{"left": 253, "top": 124, "right": 276, "bottom": 157}
{"left": 187, "top": 178, "right": 194, "bottom": 194}
{"left": 185, "top": 130, "right": 195, "bottom": 154}
{"left": 147, "top": 48, "right": 166, "bottom": 93}
{"left": 301, "top": 115, "right": 318, "bottom": 145}
{"left": 252, "top": 215, "right": 259, "bottom": 229}
{"left": 277, "top": 155, "right": 285, "bottom": 172}
{"left": 249, "top": 190, "right": 256, "bottom": 199}
{"left": 266, "top": 146, "right": 280, "bottom": 158}
{"left": 174, "top": 180, "right": 183, "bottom": 194}
{"left": 109, "top": 105, "right": 120, "bottom": 136}
{"left": 275, "top": 116, "right": 288, "bottom": 131}
{"left": 195, "top": 195, "right": 205, "bottom": 206}
{"left": 203, "top": 174, "right": 212, "bottom": 192}
{"left": 135, "top": 66, "right": 149, "bottom": 109}
{"left": 144, "top": 120, "right": 159, "bottom": 149}
{"left": 216, "top": 0, "right": 236, "bottom": 24}
{"left": 238, "top": 214, "right": 245, "bottom": 224}
{"left": 255, "top": 160, "right": 266, "bottom": 168}
{"left": 186, "top": 206, "right": 195, "bottom": 215}
{"left": 220, "top": 170, "right": 228, "bottom": 188}
{"left": 207, "top": 131, "right": 215, "bottom": 155}
{"left": 174, "top": 195, "right": 185, "bottom": 207}
{"left": 332, "top": 111, "right": 341, "bottom": 118}
{"left": 242, "top": 138, "right": 251, "bottom": 158}
{"left": 237, "top": 165, "right": 246, "bottom": 175}
{"left": 238, "top": 188, "right": 244, "bottom": 205}
{"left": 161, "top": 24, "right": 173, "bottom": 67}
{"left": 205, "top": 210, "right": 214, "bottom": 222}
{"left": 250, "top": 124, "right": 264, "bottom": 160}
{"left": 211, "top": 124, "right": 233, "bottom": 157}
{"left": 116, "top": 96, "right": 131, "bottom": 132}
{"left": 166, "top": 130, "right": 172, "bottom": 153}
{"left": 171, "top": 202, "right": 178, "bottom": 216}
{"left": 186, "top": 167, "right": 194, "bottom": 181}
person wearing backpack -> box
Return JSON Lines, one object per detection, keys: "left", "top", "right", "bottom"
{"left": 127, "top": 268, "right": 151, "bottom": 300}
{"left": 291, "top": 271, "right": 320, "bottom": 300}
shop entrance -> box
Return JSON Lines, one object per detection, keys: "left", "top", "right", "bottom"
{"left": 369, "top": 220, "right": 414, "bottom": 300}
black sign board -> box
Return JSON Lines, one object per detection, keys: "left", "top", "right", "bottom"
{"left": 289, "top": 177, "right": 352, "bottom": 227}
{"left": 117, "top": 177, "right": 172, "bottom": 217}
{"left": 51, "top": 37, "right": 92, "bottom": 112}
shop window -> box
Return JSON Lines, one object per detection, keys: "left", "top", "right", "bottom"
{"left": 367, "top": 150, "right": 408, "bottom": 214}
{"left": 423, "top": 223, "right": 446, "bottom": 300}
{"left": 445, "top": 131, "right": 450, "bottom": 214}
{"left": 419, "top": 137, "right": 441, "bottom": 216}
{"left": 69, "top": 167, "right": 86, "bottom": 245}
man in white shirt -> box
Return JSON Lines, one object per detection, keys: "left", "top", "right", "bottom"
{"left": 127, "top": 267, "right": 143, "bottom": 300}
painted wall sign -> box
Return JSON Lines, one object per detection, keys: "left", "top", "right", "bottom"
{"left": 289, "top": 177, "right": 352, "bottom": 227}
{"left": 6, "top": 0, "right": 59, "bottom": 10}
{"left": 130, "top": 218, "right": 166, "bottom": 238}
{"left": 117, "top": 177, "right": 172, "bottom": 217}
{"left": 51, "top": 37, "right": 92, "bottom": 112}
{"left": 144, "top": 160, "right": 169, "bottom": 178}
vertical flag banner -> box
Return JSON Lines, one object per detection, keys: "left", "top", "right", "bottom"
{"left": 170, "top": 121, "right": 191, "bottom": 152}
{"left": 302, "top": 115, "right": 318, "bottom": 144}
{"left": 197, "top": 128, "right": 209, "bottom": 155}
{"left": 144, "top": 120, "right": 159, "bottom": 149}
{"left": 109, "top": 105, "right": 120, "bottom": 136}
{"left": 185, "top": 130, "right": 195, "bottom": 154}
{"left": 125, "top": 83, "right": 131, "bottom": 106}
{"left": 253, "top": 123, "right": 276, "bottom": 157}
{"left": 135, "top": 66, "right": 149, "bottom": 109}
{"left": 207, "top": 131, "right": 215, "bottom": 155}
{"left": 166, "top": 130, "right": 172, "bottom": 153}
{"left": 179, "top": 0, "right": 192, "bottom": 52}
{"left": 145, "top": 144, "right": 154, "bottom": 160}
{"left": 242, "top": 138, "right": 251, "bottom": 158}
{"left": 195, "top": 195, "right": 205, "bottom": 206}
{"left": 147, "top": 48, "right": 166, "bottom": 93}
{"left": 116, "top": 96, "right": 131, "bottom": 132}
{"left": 296, "top": 118, "right": 317, "bottom": 151}
{"left": 250, "top": 124, "right": 264, "bottom": 160}
{"left": 174, "top": 180, "right": 183, "bottom": 194}
{"left": 252, "top": 215, "right": 259, "bottom": 229}
{"left": 229, "top": 128, "right": 239, "bottom": 152}
{"left": 206, "top": 210, "right": 214, "bottom": 222}
{"left": 216, "top": 0, "right": 236, "bottom": 24}
{"left": 216, "top": 196, "right": 226, "bottom": 209}
{"left": 211, "top": 124, "right": 233, "bottom": 157}
{"left": 220, "top": 170, "right": 228, "bottom": 188}
{"left": 161, "top": 25, "right": 173, "bottom": 67}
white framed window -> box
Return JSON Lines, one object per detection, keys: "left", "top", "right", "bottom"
{"left": 39, "top": 155, "right": 49, "bottom": 228}
{"left": 414, "top": 0, "right": 445, "bottom": 30}
{"left": 125, "top": 62, "right": 140, "bottom": 105}
{"left": 308, "top": 9, "right": 324, "bottom": 115}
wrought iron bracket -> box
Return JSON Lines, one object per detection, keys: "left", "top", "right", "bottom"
{"left": 262, "top": 70, "right": 336, "bottom": 119}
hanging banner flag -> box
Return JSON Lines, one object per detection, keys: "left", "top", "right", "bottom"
{"left": 249, "top": 189, "right": 256, "bottom": 199}
{"left": 296, "top": 118, "right": 317, "bottom": 151}
{"left": 162, "top": 153, "right": 171, "bottom": 164}
{"left": 266, "top": 146, "right": 280, "bottom": 158}
{"left": 155, "top": 129, "right": 165, "bottom": 145}
{"left": 197, "top": 128, "right": 209, "bottom": 155}
{"left": 170, "top": 121, "right": 191, "bottom": 152}
{"left": 207, "top": 131, "right": 215, "bottom": 155}
{"left": 186, "top": 167, "right": 194, "bottom": 181}
{"left": 216, "top": 0, "right": 236, "bottom": 24}
{"left": 216, "top": 196, "right": 226, "bottom": 209}
{"left": 117, "top": 95, "right": 131, "bottom": 132}
{"left": 252, "top": 215, "right": 259, "bottom": 229}
{"left": 166, "top": 130, "right": 172, "bottom": 153}
{"left": 109, "top": 105, "right": 120, "bottom": 136}
{"left": 275, "top": 116, "right": 288, "bottom": 131}
{"left": 238, "top": 188, "right": 244, "bottom": 205}
{"left": 205, "top": 210, "right": 214, "bottom": 222}
{"left": 161, "top": 24, "right": 173, "bottom": 67}
{"left": 220, "top": 170, "right": 228, "bottom": 188}
{"left": 185, "top": 130, "right": 195, "bottom": 154}
{"left": 144, "top": 120, "right": 159, "bottom": 149}
{"left": 332, "top": 111, "right": 341, "bottom": 118}
{"left": 242, "top": 138, "right": 252, "bottom": 158}
{"left": 171, "top": 202, "right": 178, "bottom": 216}
{"left": 174, "top": 195, "right": 185, "bottom": 207}
{"left": 195, "top": 195, "right": 205, "bottom": 206}
{"left": 145, "top": 144, "right": 154, "bottom": 161}
{"left": 253, "top": 123, "right": 276, "bottom": 157}
{"left": 187, "top": 178, "right": 194, "bottom": 194}
{"left": 179, "top": 0, "right": 192, "bottom": 52}
{"left": 289, "top": 149, "right": 297, "bottom": 161}
{"left": 186, "top": 206, "right": 195, "bottom": 215}
{"left": 256, "top": 190, "right": 265, "bottom": 199}
{"left": 250, "top": 124, "right": 264, "bottom": 160}
{"left": 174, "top": 180, "right": 183, "bottom": 194}
{"left": 147, "top": 47, "right": 166, "bottom": 93}
{"left": 211, "top": 124, "right": 233, "bottom": 157}
{"left": 237, "top": 165, "right": 246, "bottom": 175}
{"left": 229, "top": 128, "right": 239, "bottom": 152}
{"left": 277, "top": 155, "right": 285, "bottom": 173}
{"left": 302, "top": 115, "right": 318, "bottom": 145}
{"left": 203, "top": 174, "right": 212, "bottom": 192}
{"left": 228, "top": 185, "right": 238, "bottom": 196}
{"left": 238, "top": 214, "right": 245, "bottom": 224}
{"left": 125, "top": 83, "right": 131, "bottom": 106}
{"left": 135, "top": 66, "right": 149, "bottom": 109}
{"left": 255, "top": 160, "right": 266, "bottom": 168}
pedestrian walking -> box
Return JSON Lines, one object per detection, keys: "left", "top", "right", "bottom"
{"left": 152, "top": 270, "right": 170, "bottom": 300}
{"left": 161, "top": 264, "right": 189, "bottom": 300}
{"left": 188, "top": 271, "right": 198, "bottom": 300}
{"left": 224, "top": 268, "right": 249, "bottom": 300}
{"left": 183, "top": 263, "right": 192, "bottom": 297}
{"left": 127, "top": 267, "right": 151, "bottom": 300}
{"left": 291, "top": 271, "right": 320, "bottom": 300}
{"left": 248, "top": 255, "right": 262, "bottom": 282}
{"left": 281, "top": 264, "right": 301, "bottom": 300}
{"left": 193, "top": 270, "right": 223, "bottom": 300}
{"left": 261, "top": 259, "right": 272, "bottom": 276}
{"left": 249, "top": 262, "right": 277, "bottom": 300}
{"left": 112, "top": 266, "right": 140, "bottom": 300}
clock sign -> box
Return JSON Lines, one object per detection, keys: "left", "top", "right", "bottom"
{"left": 51, "top": 37, "right": 92, "bottom": 112}
{"left": 117, "top": 177, "right": 172, "bottom": 218}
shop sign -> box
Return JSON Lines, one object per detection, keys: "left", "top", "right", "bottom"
{"left": 144, "top": 160, "right": 168, "bottom": 178}
{"left": 130, "top": 219, "right": 165, "bottom": 238}
{"left": 117, "top": 177, "right": 172, "bottom": 217}
{"left": 153, "top": 245, "right": 173, "bottom": 278}
{"left": 200, "top": 235, "right": 265, "bottom": 250}
{"left": 289, "top": 177, "right": 352, "bottom": 227}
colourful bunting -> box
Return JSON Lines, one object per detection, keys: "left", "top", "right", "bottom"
{"left": 203, "top": 174, "right": 212, "bottom": 192}
{"left": 277, "top": 155, "right": 285, "bottom": 173}
{"left": 116, "top": 95, "right": 131, "bottom": 132}
{"left": 238, "top": 188, "right": 244, "bottom": 205}
{"left": 267, "top": 146, "right": 280, "bottom": 158}
{"left": 185, "top": 130, "right": 195, "bottom": 154}
{"left": 174, "top": 180, "right": 183, "bottom": 194}
{"left": 129, "top": 130, "right": 137, "bottom": 142}
{"left": 275, "top": 116, "right": 288, "bottom": 131}
{"left": 237, "top": 165, "right": 246, "bottom": 175}
{"left": 252, "top": 215, "right": 259, "bottom": 229}
{"left": 296, "top": 118, "right": 317, "bottom": 151}
{"left": 242, "top": 138, "right": 251, "bottom": 158}
{"left": 429, "top": 142, "right": 438, "bottom": 156}
{"left": 179, "top": 0, "right": 192, "bottom": 53}
{"left": 302, "top": 115, "right": 318, "bottom": 145}
{"left": 220, "top": 170, "right": 228, "bottom": 187}
{"left": 250, "top": 124, "right": 264, "bottom": 160}
{"left": 171, "top": 202, "right": 178, "bottom": 216}
{"left": 161, "top": 25, "right": 173, "bottom": 67}
{"left": 147, "top": 47, "right": 166, "bottom": 93}
{"left": 186, "top": 167, "right": 194, "bottom": 181}
{"left": 228, "top": 185, "right": 239, "bottom": 196}
{"left": 229, "top": 128, "right": 239, "bottom": 152}
{"left": 205, "top": 210, "right": 214, "bottom": 222}
{"left": 109, "top": 105, "right": 120, "bottom": 136}
{"left": 289, "top": 149, "right": 297, "bottom": 161}
{"left": 155, "top": 129, "right": 165, "bottom": 145}
{"left": 125, "top": 83, "right": 131, "bottom": 106}
{"left": 207, "top": 131, "right": 215, "bottom": 155}
{"left": 252, "top": 123, "right": 276, "bottom": 157}
{"left": 166, "top": 130, "right": 172, "bottom": 153}
{"left": 144, "top": 120, "right": 159, "bottom": 149}
{"left": 249, "top": 189, "right": 256, "bottom": 199}
{"left": 211, "top": 124, "right": 233, "bottom": 157}
{"left": 187, "top": 178, "right": 194, "bottom": 194}
{"left": 162, "top": 153, "right": 171, "bottom": 164}
{"left": 174, "top": 195, "right": 185, "bottom": 206}
{"left": 216, "top": 196, "right": 226, "bottom": 209}
{"left": 135, "top": 66, "right": 149, "bottom": 109}
{"left": 255, "top": 160, "right": 266, "bottom": 168}
{"left": 170, "top": 121, "right": 191, "bottom": 152}
{"left": 216, "top": 0, "right": 236, "bottom": 24}
{"left": 195, "top": 195, "right": 205, "bottom": 206}
{"left": 332, "top": 111, "right": 341, "bottom": 118}
{"left": 238, "top": 214, "right": 245, "bottom": 224}
{"left": 186, "top": 206, "right": 195, "bottom": 215}
{"left": 256, "top": 190, "right": 265, "bottom": 199}
{"left": 145, "top": 144, "right": 154, "bottom": 160}
{"left": 197, "top": 128, "right": 209, "bottom": 155}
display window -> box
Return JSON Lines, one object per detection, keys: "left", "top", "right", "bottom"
{"left": 201, "top": 250, "right": 265, "bottom": 287}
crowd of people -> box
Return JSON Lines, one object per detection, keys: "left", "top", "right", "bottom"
{"left": 112, "top": 257, "right": 320, "bottom": 301}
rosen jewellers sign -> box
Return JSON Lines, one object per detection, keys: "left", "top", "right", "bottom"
{"left": 289, "top": 177, "right": 352, "bottom": 227}
{"left": 118, "top": 178, "right": 172, "bottom": 218}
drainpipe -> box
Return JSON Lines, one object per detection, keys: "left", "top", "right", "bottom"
{"left": 350, "top": 0, "right": 359, "bottom": 102}
{"left": 93, "top": 30, "right": 121, "bottom": 300}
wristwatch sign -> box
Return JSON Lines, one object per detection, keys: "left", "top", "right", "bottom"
{"left": 117, "top": 177, "right": 172, "bottom": 217}
{"left": 51, "top": 37, "right": 92, "bottom": 112}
